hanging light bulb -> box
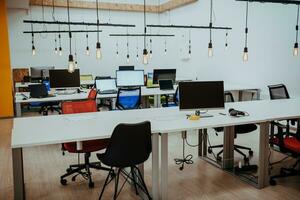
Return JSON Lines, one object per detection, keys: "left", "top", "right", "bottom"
{"left": 58, "top": 34, "right": 62, "bottom": 56}
{"left": 32, "top": 45, "right": 36, "bottom": 56}
{"left": 243, "top": 1, "right": 249, "bottom": 62}
{"left": 208, "top": 42, "right": 213, "bottom": 57}
{"left": 96, "top": 42, "right": 102, "bottom": 59}
{"left": 188, "top": 30, "right": 192, "bottom": 58}
{"left": 208, "top": 0, "right": 213, "bottom": 58}
{"left": 225, "top": 32, "right": 228, "bottom": 51}
{"left": 164, "top": 39, "right": 167, "bottom": 55}
{"left": 149, "top": 38, "right": 153, "bottom": 59}
{"left": 86, "top": 33, "right": 90, "bottom": 56}
{"left": 143, "top": 49, "right": 149, "bottom": 65}
{"left": 126, "top": 54, "right": 130, "bottom": 63}
{"left": 59, "top": 47, "right": 62, "bottom": 56}
{"left": 55, "top": 37, "right": 58, "bottom": 54}
{"left": 293, "top": 5, "right": 299, "bottom": 56}
{"left": 68, "top": 54, "right": 75, "bottom": 73}
{"left": 75, "top": 60, "right": 78, "bottom": 69}
{"left": 136, "top": 53, "right": 139, "bottom": 61}
{"left": 293, "top": 42, "right": 299, "bottom": 56}
{"left": 86, "top": 46, "right": 90, "bottom": 56}
{"left": 116, "top": 42, "right": 119, "bottom": 57}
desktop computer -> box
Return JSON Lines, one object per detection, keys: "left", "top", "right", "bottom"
{"left": 179, "top": 81, "right": 224, "bottom": 117}
{"left": 49, "top": 69, "right": 80, "bottom": 90}
{"left": 153, "top": 69, "right": 176, "bottom": 85}
{"left": 116, "top": 70, "right": 144, "bottom": 87}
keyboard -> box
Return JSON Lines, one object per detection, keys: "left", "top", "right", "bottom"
{"left": 100, "top": 90, "right": 117, "bottom": 94}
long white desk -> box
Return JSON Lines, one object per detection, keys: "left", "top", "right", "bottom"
{"left": 11, "top": 98, "right": 300, "bottom": 200}
{"left": 14, "top": 83, "right": 261, "bottom": 117}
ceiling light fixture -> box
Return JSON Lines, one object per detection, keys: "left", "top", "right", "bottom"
{"left": 293, "top": 5, "right": 299, "bottom": 56}
{"left": 208, "top": 0, "right": 213, "bottom": 58}
{"left": 67, "top": 0, "right": 75, "bottom": 73}
{"left": 96, "top": 0, "right": 102, "bottom": 60}
{"left": 188, "top": 30, "right": 192, "bottom": 58}
{"left": 31, "top": 23, "right": 36, "bottom": 56}
{"left": 243, "top": 1, "right": 249, "bottom": 62}
{"left": 225, "top": 31, "right": 228, "bottom": 50}
{"left": 143, "top": 0, "right": 149, "bottom": 65}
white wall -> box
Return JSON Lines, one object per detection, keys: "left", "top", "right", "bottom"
{"left": 7, "top": 0, "right": 300, "bottom": 98}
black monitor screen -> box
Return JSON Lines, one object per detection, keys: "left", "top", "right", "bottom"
{"left": 119, "top": 66, "right": 135, "bottom": 71}
{"left": 153, "top": 69, "right": 176, "bottom": 84}
{"left": 49, "top": 69, "right": 80, "bottom": 88}
{"left": 179, "top": 81, "right": 224, "bottom": 110}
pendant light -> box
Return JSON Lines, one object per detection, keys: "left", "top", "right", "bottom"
{"left": 86, "top": 31, "right": 90, "bottom": 56}
{"left": 149, "top": 38, "right": 153, "bottom": 59}
{"left": 126, "top": 32, "right": 130, "bottom": 63}
{"left": 31, "top": 23, "right": 36, "bottom": 56}
{"left": 164, "top": 38, "right": 167, "bottom": 55}
{"left": 96, "top": 0, "right": 102, "bottom": 60}
{"left": 208, "top": 0, "right": 213, "bottom": 57}
{"left": 54, "top": 35, "right": 58, "bottom": 54}
{"left": 225, "top": 31, "right": 228, "bottom": 50}
{"left": 74, "top": 33, "right": 78, "bottom": 69}
{"left": 58, "top": 25, "right": 62, "bottom": 56}
{"left": 136, "top": 37, "right": 139, "bottom": 61}
{"left": 52, "top": 0, "right": 57, "bottom": 55}
{"left": 243, "top": 1, "right": 249, "bottom": 62}
{"left": 142, "top": 0, "right": 149, "bottom": 65}
{"left": 116, "top": 41, "right": 119, "bottom": 57}
{"left": 188, "top": 30, "right": 192, "bottom": 58}
{"left": 293, "top": 5, "right": 299, "bottom": 56}
{"left": 67, "top": 0, "right": 75, "bottom": 73}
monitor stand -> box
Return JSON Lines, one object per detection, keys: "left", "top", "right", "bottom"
{"left": 195, "top": 110, "right": 214, "bottom": 118}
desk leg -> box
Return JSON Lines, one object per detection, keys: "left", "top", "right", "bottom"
{"left": 258, "top": 122, "right": 270, "bottom": 189}
{"left": 12, "top": 148, "right": 25, "bottom": 200}
{"left": 238, "top": 91, "right": 243, "bottom": 101}
{"left": 160, "top": 133, "right": 168, "bottom": 200}
{"left": 256, "top": 89, "right": 261, "bottom": 100}
{"left": 152, "top": 133, "right": 159, "bottom": 200}
{"left": 223, "top": 126, "right": 235, "bottom": 169}
{"left": 154, "top": 95, "right": 161, "bottom": 108}
{"left": 203, "top": 129, "right": 207, "bottom": 157}
{"left": 198, "top": 129, "right": 203, "bottom": 157}
{"left": 16, "top": 103, "right": 22, "bottom": 117}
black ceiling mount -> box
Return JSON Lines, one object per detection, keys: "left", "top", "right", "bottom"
{"left": 236, "top": 0, "right": 300, "bottom": 5}
{"left": 23, "top": 30, "right": 103, "bottom": 34}
{"left": 23, "top": 20, "right": 136, "bottom": 27}
{"left": 147, "top": 24, "right": 232, "bottom": 30}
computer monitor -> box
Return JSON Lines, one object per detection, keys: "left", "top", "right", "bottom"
{"left": 179, "top": 81, "right": 224, "bottom": 111}
{"left": 153, "top": 69, "right": 176, "bottom": 84}
{"left": 96, "top": 79, "right": 117, "bottom": 93}
{"left": 116, "top": 70, "right": 144, "bottom": 87}
{"left": 49, "top": 69, "right": 80, "bottom": 89}
{"left": 30, "top": 67, "right": 55, "bottom": 79}
{"left": 119, "top": 65, "right": 135, "bottom": 71}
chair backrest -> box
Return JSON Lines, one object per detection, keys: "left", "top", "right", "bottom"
{"left": 104, "top": 121, "right": 152, "bottom": 167}
{"left": 174, "top": 86, "right": 180, "bottom": 105}
{"left": 42, "top": 80, "right": 51, "bottom": 92}
{"left": 62, "top": 100, "right": 97, "bottom": 114}
{"left": 88, "top": 88, "right": 97, "bottom": 100}
{"left": 116, "top": 87, "right": 141, "bottom": 110}
{"left": 268, "top": 84, "right": 290, "bottom": 100}
{"left": 224, "top": 91, "right": 235, "bottom": 103}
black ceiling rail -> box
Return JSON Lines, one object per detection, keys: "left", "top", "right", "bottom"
{"left": 23, "top": 20, "right": 136, "bottom": 27}
{"left": 147, "top": 24, "right": 232, "bottom": 30}
{"left": 109, "top": 34, "right": 175, "bottom": 37}
{"left": 23, "top": 30, "right": 103, "bottom": 34}
{"left": 236, "top": 0, "right": 300, "bottom": 5}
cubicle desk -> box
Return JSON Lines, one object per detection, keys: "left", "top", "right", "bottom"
{"left": 14, "top": 83, "right": 261, "bottom": 117}
{"left": 12, "top": 98, "right": 300, "bottom": 200}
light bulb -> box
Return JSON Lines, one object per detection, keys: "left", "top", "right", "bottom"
{"left": 188, "top": 50, "right": 191, "bottom": 58}
{"left": 143, "top": 49, "right": 149, "bottom": 65}
{"left": 149, "top": 50, "right": 153, "bottom": 59}
{"left": 225, "top": 43, "right": 228, "bottom": 51}
{"left": 86, "top": 46, "right": 90, "bottom": 56}
{"left": 293, "top": 43, "right": 298, "bottom": 56}
{"left": 164, "top": 49, "right": 167, "bottom": 55}
{"left": 116, "top": 51, "right": 119, "bottom": 57}
{"left": 55, "top": 47, "right": 58, "bottom": 54}
{"left": 243, "top": 47, "right": 248, "bottom": 62}
{"left": 126, "top": 54, "right": 130, "bottom": 63}
{"left": 59, "top": 47, "right": 62, "bottom": 56}
{"left": 75, "top": 61, "right": 78, "bottom": 68}
{"left": 68, "top": 54, "right": 75, "bottom": 73}
{"left": 96, "top": 42, "right": 102, "bottom": 60}
{"left": 136, "top": 54, "right": 139, "bottom": 61}
{"left": 32, "top": 46, "right": 36, "bottom": 56}
{"left": 208, "top": 42, "right": 213, "bottom": 57}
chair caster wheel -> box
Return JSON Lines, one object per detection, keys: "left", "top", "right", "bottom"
{"left": 249, "top": 150, "right": 253, "bottom": 156}
{"left": 269, "top": 179, "right": 276, "bottom": 186}
{"left": 71, "top": 176, "right": 76, "bottom": 182}
{"left": 217, "top": 156, "right": 222, "bottom": 162}
{"left": 89, "top": 182, "right": 94, "bottom": 188}
{"left": 208, "top": 148, "right": 212, "bottom": 154}
{"left": 60, "top": 179, "right": 67, "bottom": 185}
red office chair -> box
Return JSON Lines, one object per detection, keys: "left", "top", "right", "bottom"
{"left": 60, "top": 92, "right": 110, "bottom": 188}
{"left": 88, "top": 88, "right": 97, "bottom": 100}
{"left": 269, "top": 125, "right": 300, "bottom": 185}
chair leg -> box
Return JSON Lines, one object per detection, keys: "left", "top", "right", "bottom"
{"left": 234, "top": 144, "right": 251, "bottom": 151}
{"left": 134, "top": 166, "right": 152, "bottom": 200}
{"left": 234, "top": 147, "right": 247, "bottom": 159}
{"left": 99, "top": 169, "right": 114, "bottom": 200}
{"left": 114, "top": 169, "right": 121, "bottom": 200}
{"left": 131, "top": 167, "right": 139, "bottom": 195}
{"left": 84, "top": 153, "right": 94, "bottom": 188}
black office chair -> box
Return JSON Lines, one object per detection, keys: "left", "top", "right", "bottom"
{"left": 208, "top": 92, "right": 257, "bottom": 162}
{"left": 97, "top": 121, "right": 152, "bottom": 200}
{"left": 116, "top": 87, "right": 142, "bottom": 110}
{"left": 268, "top": 84, "right": 297, "bottom": 137}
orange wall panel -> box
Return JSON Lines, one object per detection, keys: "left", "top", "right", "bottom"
{"left": 0, "top": 0, "right": 14, "bottom": 117}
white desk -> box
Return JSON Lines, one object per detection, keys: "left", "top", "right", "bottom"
{"left": 12, "top": 98, "right": 300, "bottom": 200}
{"left": 14, "top": 83, "right": 261, "bottom": 117}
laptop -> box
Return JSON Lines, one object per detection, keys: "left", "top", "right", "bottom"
{"left": 159, "top": 79, "right": 174, "bottom": 91}
{"left": 28, "top": 84, "right": 52, "bottom": 98}
{"left": 96, "top": 79, "right": 118, "bottom": 94}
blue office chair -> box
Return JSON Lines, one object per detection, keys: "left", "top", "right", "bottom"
{"left": 116, "top": 87, "right": 141, "bottom": 110}
{"left": 162, "top": 87, "right": 179, "bottom": 107}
